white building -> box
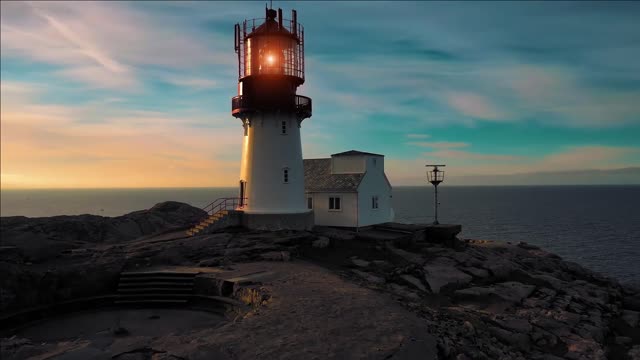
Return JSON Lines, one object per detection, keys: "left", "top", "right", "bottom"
{"left": 304, "top": 150, "right": 394, "bottom": 228}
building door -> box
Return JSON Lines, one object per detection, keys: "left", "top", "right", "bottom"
{"left": 239, "top": 180, "right": 246, "bottom": 207}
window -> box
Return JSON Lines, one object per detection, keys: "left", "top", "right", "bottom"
{"left": 283, "top": 168, "right": 289, "bottom": 183}
{"left": 281, "top": 120, "right": 287, "bottom": 134}
{"left": 329, "top": 197, "right": 341, "bottom": 211}
{"left": 373, "top": 158, "right": 377, "bottom": 167}
{"left": 372, "top": 195, "right": 379, "bottom": 209}
{"left": 307, "top": 197, "right": 313, "bottom": 209}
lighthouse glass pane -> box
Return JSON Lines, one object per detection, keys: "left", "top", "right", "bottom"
{"left": 245, "top": 38, "right": 253, "bottom": 76}
{"left": 243, "top": 35, "right": 302, "bottom": 79}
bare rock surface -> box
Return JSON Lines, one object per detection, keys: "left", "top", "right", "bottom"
{"left": 0, "top": 201, "right": 205, "bottom": 262}
{"left": 1, "top": 262, "right": 438, "bottom": 360}
{"left": 423, "top": 257, "right": 472, "bottom": 293}
{"left": 2, "top": 203, "right": 639, "bottom": 359}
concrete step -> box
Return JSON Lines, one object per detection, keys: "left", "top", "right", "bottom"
{"left": 120, "top": 272, "right": 195, "bottom": 281}
{"left": 116, "top": 293, "right": 191, "bottom": 300}
{"left": 116, "top": 271, "right": 196, "bottom": 304}
{"left": 117, "top": 286, "right": 192, "bottom": 294}
{"left": 115, "top": 299, "right": 189, "bottom": 305}
{"left": 117, "top": 287, "right": 193, "bottom": 294}
{"left": 118, "top": 281, "right": 193, "bottom": 288}
{"left": 119, "top": 278, "right": 194, "bottom": 285}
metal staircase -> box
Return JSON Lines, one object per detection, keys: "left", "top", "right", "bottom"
{"left": 186, "top": 197, "right": 246, "bottom": 237}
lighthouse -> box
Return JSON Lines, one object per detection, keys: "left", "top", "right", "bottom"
{"left": 232, "top": 7, "right": 314, "bottom": 230}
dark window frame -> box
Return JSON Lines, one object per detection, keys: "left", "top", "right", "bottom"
{"left": 329, "top": 196, "right": 342, "bottom": 211}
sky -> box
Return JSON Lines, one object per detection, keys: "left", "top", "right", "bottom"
{"left": 1, "top": 1, "right": 639, "bottom": 189}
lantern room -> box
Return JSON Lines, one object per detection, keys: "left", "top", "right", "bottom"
{"left": 235, "top": 8, "right": 305, "bottom": 83}
{"left": 232, "top": 7, "right": 311, "bottom": 119}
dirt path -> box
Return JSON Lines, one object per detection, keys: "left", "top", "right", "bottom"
{"left": 201, "top": 261, "right": 438, "bottom": 360}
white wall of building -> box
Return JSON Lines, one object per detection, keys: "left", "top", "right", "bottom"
{"left": 240, "top": 112, "right": 307, "bottom": 214}
{"left": 357, "top": 156, "right": 393, "bottom": 226}
{"left": 307, "top": 192, "right": 358, "bottom": 227}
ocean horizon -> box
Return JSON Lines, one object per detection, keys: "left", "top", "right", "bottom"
{"left": 2, "top": 185, "right": 639, "bottom": 286}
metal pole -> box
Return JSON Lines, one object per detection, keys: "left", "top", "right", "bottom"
{"left": 434, "top": 184, "right": 439, "bottom": 225}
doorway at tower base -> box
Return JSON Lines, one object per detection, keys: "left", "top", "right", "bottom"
{"left": 241, "top": 211, "right": 314, "bottom": 231}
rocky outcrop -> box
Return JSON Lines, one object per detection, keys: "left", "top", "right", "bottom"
{"left": 0, "top": 201, "right": 206, "bottom": 262}
{"left": 0, "top": 223, "right": 310, "bottom": 314}
{"left": 326, "top": 236, "right": 640, "bottom": 360}
{"left": 1, "top": 206, "right": 639, "bottom": 360}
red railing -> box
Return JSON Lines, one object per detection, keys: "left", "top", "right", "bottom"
{"left": 201, "top": 197, "right": 248, "bottom": 216}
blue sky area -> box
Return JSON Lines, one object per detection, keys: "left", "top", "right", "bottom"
{"left": 1, "top": 1, "right": 639, "bottom": 187}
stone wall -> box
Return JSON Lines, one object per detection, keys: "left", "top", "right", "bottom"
{"left": 241, "top": 211, "right": 314, "bottom": 231}
{"left": 203, "top": 210, "right": 243, "bottom": 234}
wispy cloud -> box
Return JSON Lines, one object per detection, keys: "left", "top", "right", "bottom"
{"left": 26, "top": 2, "right": 128, "bottom": 73}
{"left": 1, "top": 80, "right": 241, "bottom": 188}
{"left": 387, "top": 145, "right": 640, "bottom": 185}
{"left": 423, "top": 149, "right": 519, "bottom": 163}
{"left": 1, "top": 1, "right": 225, "bottom": 90}
{"left": 162, "top": 76, "right": 218, "bottom": 90}
{"left": 408, "top": 141, "right": 470, "bottom": 149}
{"left": 406, "top": 134, "right": 431, "bottom": 139}
{"left": 445, "top": 92, "right": 509, "bottom": 122}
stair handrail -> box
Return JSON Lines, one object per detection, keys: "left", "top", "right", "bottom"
{"left": 200, "top": 197, "right": 248, "bottom": 216}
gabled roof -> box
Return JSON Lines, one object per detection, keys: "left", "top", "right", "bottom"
{"left": 304, "top": 159, "right": 363, "bottom": 192}
{"left": 331, "top": 150, "right": 384, "bottom": 157}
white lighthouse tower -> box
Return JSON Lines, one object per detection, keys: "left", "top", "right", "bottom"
{"left": 232, "top": 7, "right": 314, "bottom": 230}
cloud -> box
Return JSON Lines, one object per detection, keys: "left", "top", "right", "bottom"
{"left": 26, "top": 2, "right": 127, "bottom": 73}
{"left": 387, "top": 145, "right": 640, "bottom": 185}
{"left": 408, "top": 141, "right": 469, "bottom": 149}
{"left": 162, "top": 76, "right": 217, "bottom": 90}
{"left": 1, "top": 81, "right": 242, "bottom": 188}
{"left": 56, "top": 66, "right": 138, "bottom": 90}
{"left": 0, "top": 1, "right": 224, "bottom": 90}
{"left": 423, "top": 149, "right": 520, "bottom": 163}
{"left": 542, "top": 146, "right": 638, "bottom": 168}
{"left": 0, "top": 81, "right": 41, "bottom": 95}
{"left": 406, "top": 134, "right": 431, "bottom": 139}
{"left": 492, "top": 64, "right": 640, "bottom": 127}
{"left": 444, "top": 92, "right": 509, "bottom": 121}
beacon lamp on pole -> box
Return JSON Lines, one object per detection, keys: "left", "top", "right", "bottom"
{"left": 426, "top": 164, "right": 446, "bottom": 225}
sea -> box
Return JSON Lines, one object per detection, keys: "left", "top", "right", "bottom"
{"left": 1, "top": 185, "right": 639, "bottom": 286}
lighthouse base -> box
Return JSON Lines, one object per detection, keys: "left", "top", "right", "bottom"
{"left": 241, "top": 211, "right": 314, "bottom": 231}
